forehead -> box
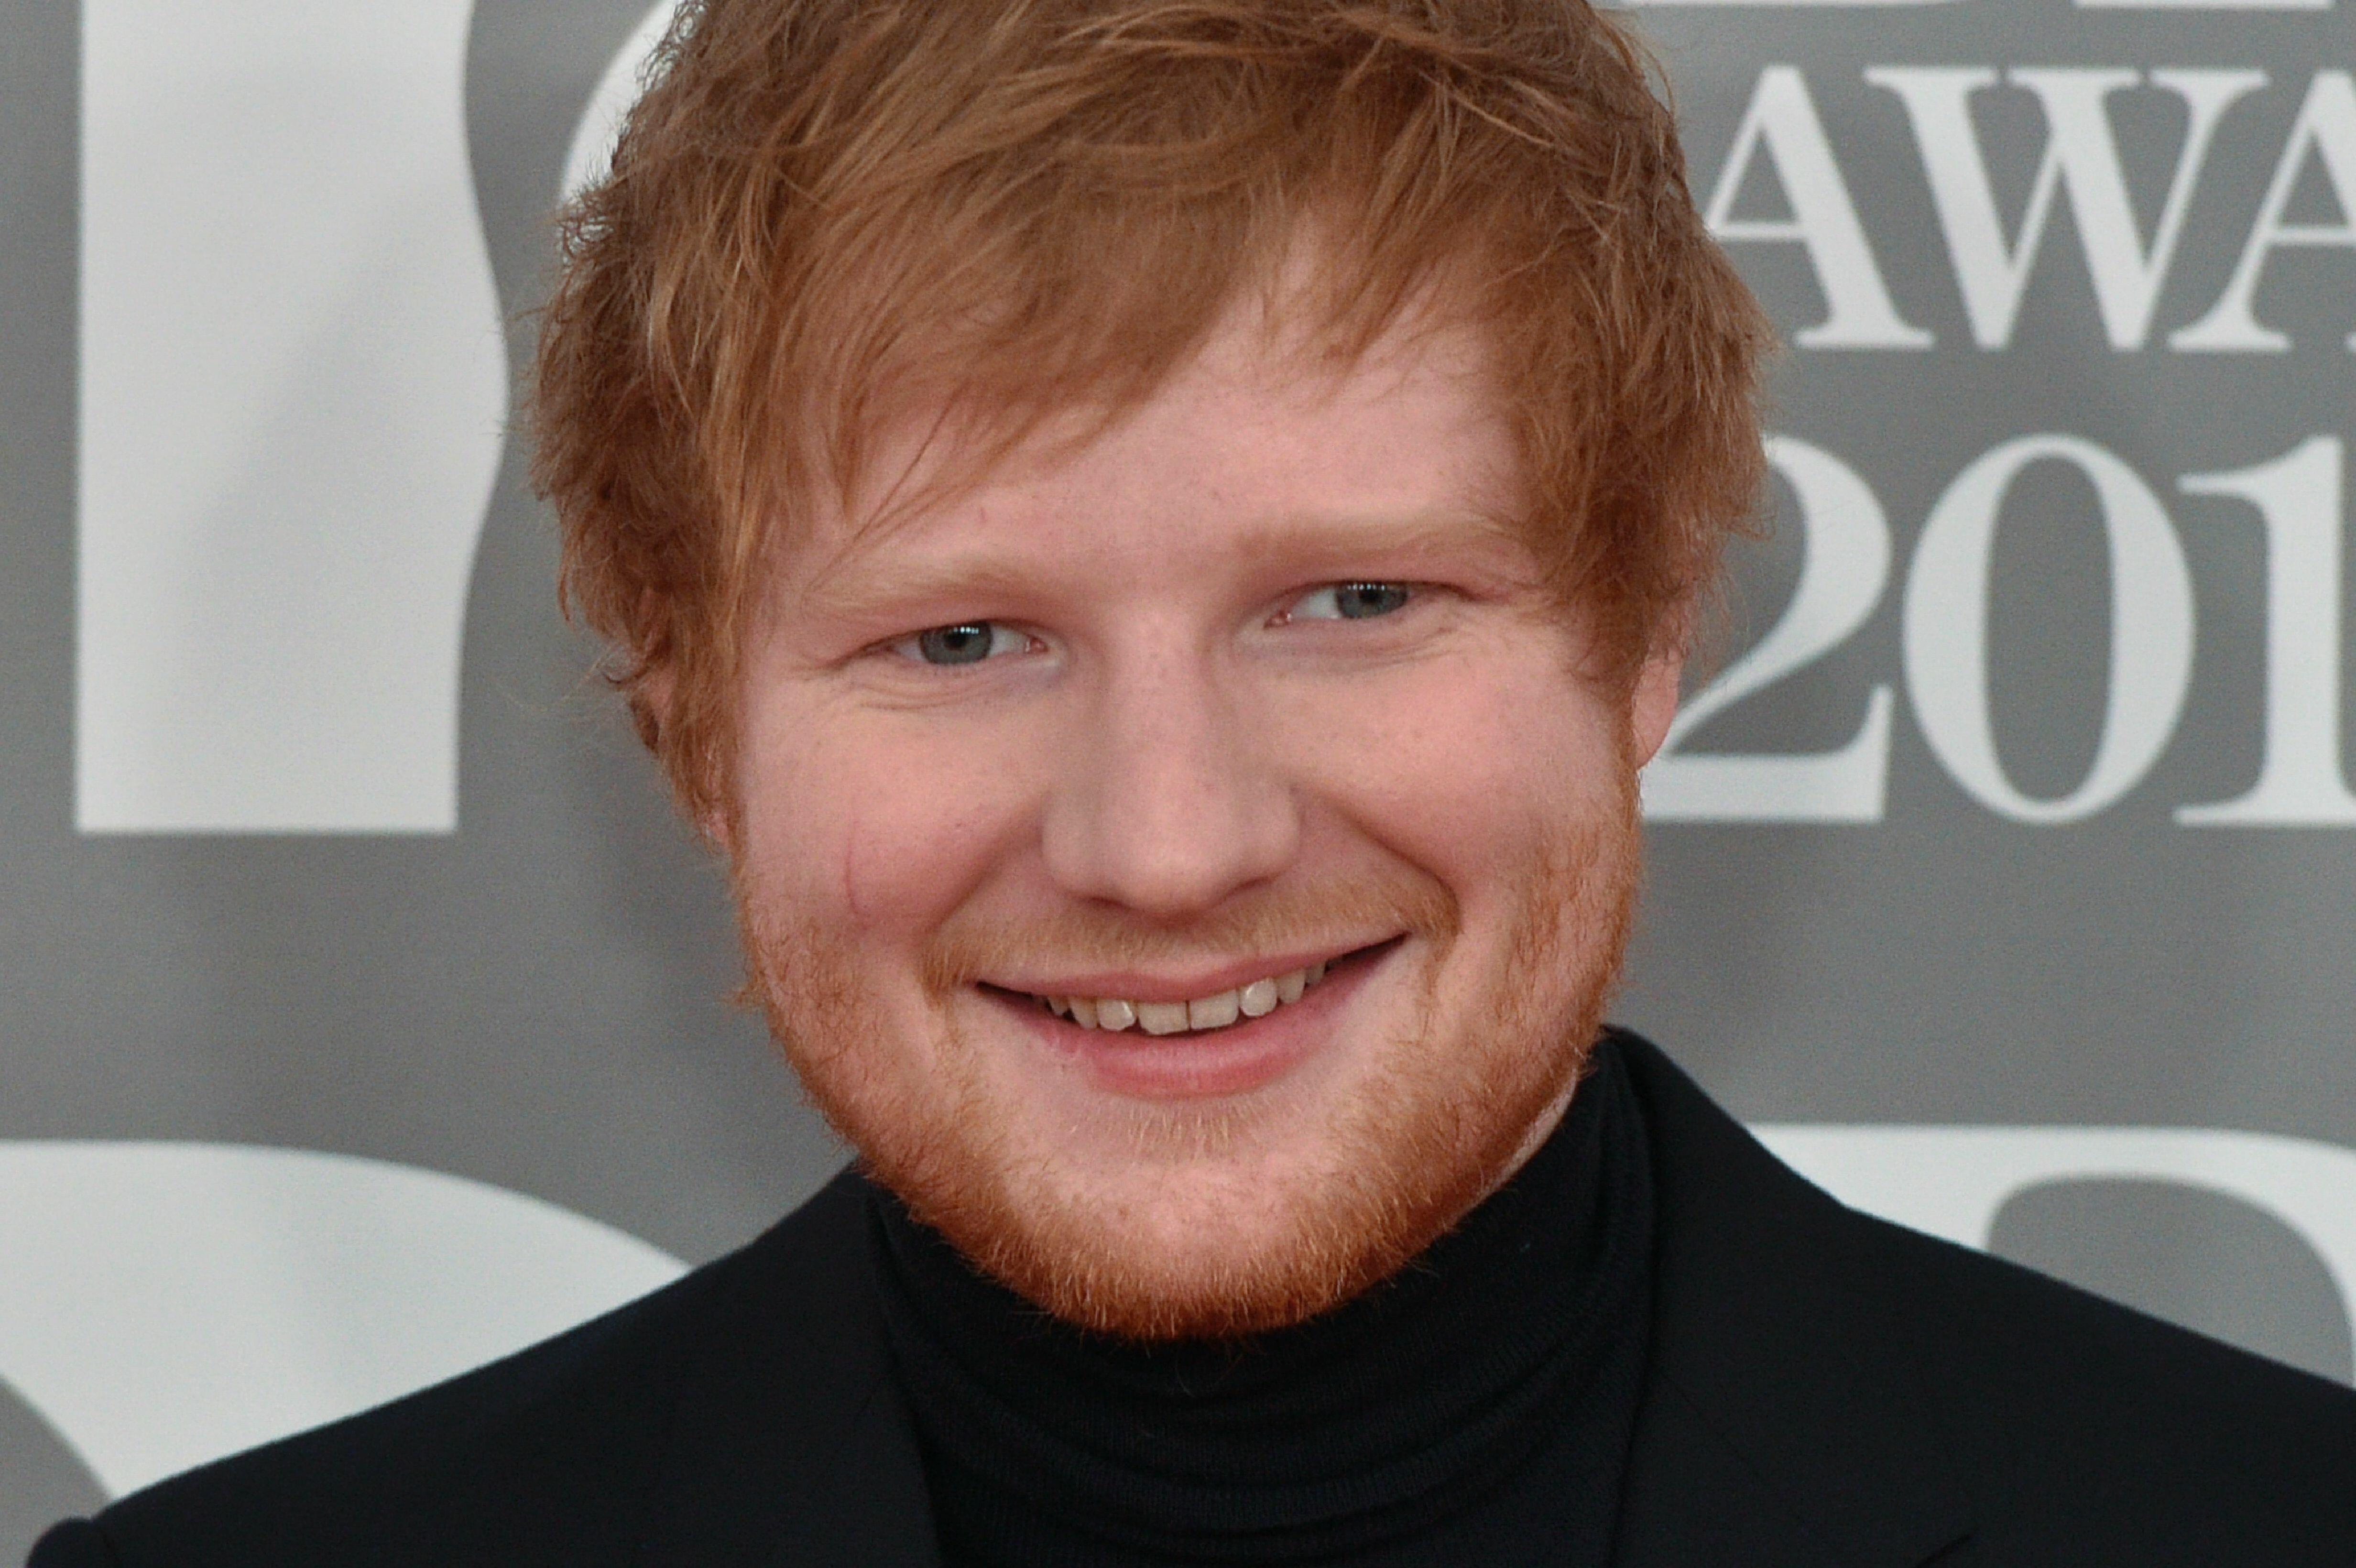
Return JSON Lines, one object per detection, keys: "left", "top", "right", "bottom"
{"left": 784, "top": 304, "right": 1527, "bottom": 602}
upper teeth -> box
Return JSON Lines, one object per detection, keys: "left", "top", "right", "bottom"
{"left": 1039, "top": 961, "right": 1331, "bottom": 1035}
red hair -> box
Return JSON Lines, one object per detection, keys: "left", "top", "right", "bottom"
{"left": 533, "top": 0, "right": 1771, "bottom": 823}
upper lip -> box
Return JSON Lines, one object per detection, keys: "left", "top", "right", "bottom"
{"left": 987, "top": 941, "right": 1388, "bottom": 1003}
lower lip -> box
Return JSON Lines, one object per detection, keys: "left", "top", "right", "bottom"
{"left": 993, "top": 946, "right": 1394, "bottom": 1100}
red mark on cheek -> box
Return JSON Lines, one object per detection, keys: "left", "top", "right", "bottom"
{"left": 840, "top": 794, "right": 873, "bottom": 925}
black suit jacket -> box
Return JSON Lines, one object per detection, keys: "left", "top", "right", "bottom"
{"left": 32, "top": 1034, "right": 2356, "bottom": 1566}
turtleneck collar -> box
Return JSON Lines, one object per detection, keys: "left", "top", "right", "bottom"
{"left": 866, "top": 1034, "right": 1657, "bottom": 1568}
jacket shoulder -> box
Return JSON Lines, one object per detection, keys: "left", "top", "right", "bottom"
{"left": 1614, "top": 1030, "right": 2356, "bottom": 1567}
{"left": 31, "top": 1173, "right": 874, "bottom": 1568}
{"left": 1856, "top": 1207, "right": 2356, "bottom": 1559}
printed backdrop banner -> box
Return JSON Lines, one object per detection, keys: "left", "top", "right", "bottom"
{"left": 2, "top": 0, "right": 2351, "bottom": 1552}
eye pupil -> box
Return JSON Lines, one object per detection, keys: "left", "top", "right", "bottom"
{"left": 1337, "top": 583, "right": 1409, "bottom": 619}
{"left": 917, "top": 623, "right": 996, "bottom": 665}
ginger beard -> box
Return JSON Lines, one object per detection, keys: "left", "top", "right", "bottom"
{"left": 737, "top": 767, "right": 1642, "bottom": 1342}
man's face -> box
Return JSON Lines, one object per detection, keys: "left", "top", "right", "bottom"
{"left": 729, "top": 301, "right": 1681, "bottom": 1339}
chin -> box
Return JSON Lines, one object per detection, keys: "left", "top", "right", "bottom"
{"left": 1007, "top": 1190, "right": 1417, "bottom": 1342}
{"left": 787, "top": 1006, "right": 1596, "bottom": 1340}
{"left": 835, "top": 986, "right": 1594, "bottom": 1341}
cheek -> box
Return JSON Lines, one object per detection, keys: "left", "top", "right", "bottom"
{"left": 1280, "top": 652, "right": 1625, "bottom": 904}
{"left": 736, "top": 693, "right": 1042, "bottom": 956}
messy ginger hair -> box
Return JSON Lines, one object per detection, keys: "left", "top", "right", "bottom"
{"left": 534, "top": 0, "right": 1772, "bottom": 824}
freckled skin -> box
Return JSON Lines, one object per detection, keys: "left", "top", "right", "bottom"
{"left": 725, "top": 299, "right": 1682, "bottom": 1339}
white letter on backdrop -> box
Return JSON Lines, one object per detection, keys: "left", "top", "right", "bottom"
{"left": 1759, "top": 1122, "right": 2356, "bottom": 1380}
{"left": 2174, "top": 72, "right": 2356, "bottom": 353}
{"left": 1867, "top": 67, "right": 2267, "bottom": 350}
{"left": 1703, "top": 67, "right": 1934, "bottom": 349}
{"left": 2178, "top": 437, "right": 2356, "bottom": 824}
{"left": 1642, "top": 437, "right": 1895, "bottom": 822}
{"left": 1903, "top": 436, "right": 2195, "bottom": 824}
{"left": 560, "top": 1, "right": 682, "bottom": 206}
{"left": 0, "top": 1143, "right": 684, "bottom": 1501}
{"left": 2078, "top": 0, "right": 2332, "bottom": 16}
{"left": 76, "top": 3, "right": 506, "bottom": 833}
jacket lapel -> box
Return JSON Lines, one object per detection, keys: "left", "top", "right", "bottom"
{"left": 1614, "top": 1034, "right": 1976, "bottom": 1568}
{"left": 635, "top": 1177, "right": 942, "bottom": 1568}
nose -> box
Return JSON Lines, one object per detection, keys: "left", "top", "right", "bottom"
{"left": 1040, "top": 639, "right": 1301, "bottom": 919}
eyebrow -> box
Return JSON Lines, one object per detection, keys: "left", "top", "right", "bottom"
{"left": 797, "top": 507, "right": 1532, "bottom": 627}
{"left": 797, "top": 555, "right": 1050, "bottom": 628}
{"left": 1234, "top": 508, "right": 1527, "bottom": 563}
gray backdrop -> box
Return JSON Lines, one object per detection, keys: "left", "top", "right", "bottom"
{"left": 4, "top": 0, "right": 2352, "bottom": 1555}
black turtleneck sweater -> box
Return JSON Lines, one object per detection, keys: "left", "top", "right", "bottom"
{"left": 866, "top": 1034, "right": 1657, "bottom": 1567}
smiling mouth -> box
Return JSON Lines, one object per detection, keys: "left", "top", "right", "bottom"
{"left": 993, "top": 941, "right": 1396, "bottom": 1039}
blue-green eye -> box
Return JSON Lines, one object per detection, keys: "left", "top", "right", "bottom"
{"left": 895, "top": 621, "right": 1028, "bottom": 666}
{"left": 1293, "top": 582, "right": 1413, "bottom": 621}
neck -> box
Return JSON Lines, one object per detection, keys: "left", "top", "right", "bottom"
{"left": 864, "top": 1032, "right": 1658, "bottom": 1568}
